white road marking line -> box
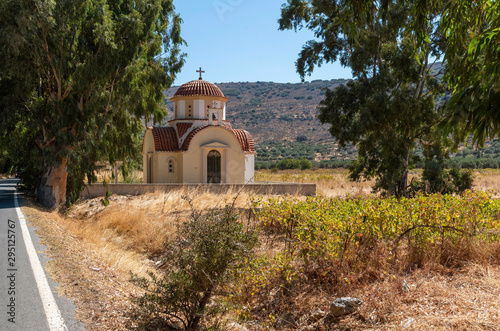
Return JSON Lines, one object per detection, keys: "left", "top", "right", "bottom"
{"left": 15, "top": 193, "right": 68, "bottom": 331}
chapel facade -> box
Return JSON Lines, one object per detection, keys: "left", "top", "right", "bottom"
{"left": 142, "top": 71, "right": 256, "bottom": 184}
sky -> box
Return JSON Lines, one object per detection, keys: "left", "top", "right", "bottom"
{"left": 172, "top": 0, "right": 352, "bottom": 85}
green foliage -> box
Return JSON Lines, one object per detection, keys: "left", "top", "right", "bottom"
{"left": 277, "top": 159, "right": 300, "bottom": 170}
{"left": 236, "top": 191, "right": 500, "bottom": 327}
{"left": 449, "top": 168, "right": 474, "bottom": 195}
{"left": 296, "top": 135, "right": 308, "bottom": 142}
{"left": 238, "top": 192, "right": 500, "bottom": 328}
{"left": 279, "top": 0, "right": 448, "bottom": 198}
{"left": 318, "top": 0, "right": 500, "bottom": 148}
{"left": 428, "top": 1, "right": 500, "bottom": 146}
{"left": 411, "top": 160, "right": 474, "bottom": 195}
{"left": 255, "top": 140, "right": 349, "bottom": 163}
{"left": 254, "top": 192, "right": 500, "bottom": 279}
{"left": 131, "top": 204, "right": 258, "bottom": 330}
{"left": 421, "top": 160, "right": 452, "bottom": 194}
{"left": 6, "top": 123, "right": 44, "bottom": 190}
{"left": 0, "top": 0, "right": 185, "bottom": 207}
{"left": 255, "top": 139, "right": 500, "bottom": 169}
{"left": 102, "top": 180, "right": 111, "bottom": 207}
{"left": 274, "top": 158, "right": 313, "bottom": 170}
{"left": 299, "top": 158, "right": 312, "bottom": 170}
{"left": 0, "top": 142, "right": 13, "bottom": 174}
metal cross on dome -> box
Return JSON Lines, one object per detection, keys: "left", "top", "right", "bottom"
{"left": 196, "top": 67, "right": 205, "bottom": 80}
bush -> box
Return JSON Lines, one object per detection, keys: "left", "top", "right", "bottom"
{"left": 0, "top": 156, "right": 11, "bottom": 174}
{"left": 237, "top": 192, "right": 500, "bottom": 327}
{"left": 256, "top": 192, "right": 500, "bottom": 274}
{"left": 132, "top": 203, "right": 258, "bottom": 330}
{"left": 299, "top": 158, "right": 312, "bottom": 170}
{"left": 460, "top": 159, "right": 478, "bottom": 169}
{"left": 421, "top": 160, "right": 453, "bottom": 194}
{"left": 277, "top": 159, "right": 300, "bottom": 170}
{"left": 419, "top": 160, "right": 474, "bottom": 195}
{"left": 449, "top": 168, "right": 474, "bottom": 195}
{"left": 480, "top": 159, "right": 499, "bottom": 169}
{"left": 296, "top": 135, "right": 307, "bottom": 142}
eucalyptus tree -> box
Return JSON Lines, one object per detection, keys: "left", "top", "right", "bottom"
{"left": 279, "top": 0, "right": 448, "bottom": 197}
{"left": 414, "top": 0, "right": 500, "bottom": 146}
{"left": 0, "top": 0, "right": 184, "bottom": 208}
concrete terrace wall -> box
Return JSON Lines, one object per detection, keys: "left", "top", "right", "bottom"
{"left": 80, "top": 182, "right": 316, "bottom": 199}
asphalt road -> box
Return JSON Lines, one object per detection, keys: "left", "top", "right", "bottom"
{"left": 0, "top": 179, "right": 84, "bottom": 331}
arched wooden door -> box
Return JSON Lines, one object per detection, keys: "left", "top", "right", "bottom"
{"left": 207, "top": 150, "right": 221, "bottom": 183}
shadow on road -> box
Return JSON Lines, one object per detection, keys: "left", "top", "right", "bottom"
{"left": 0, "top": 178, "right": 21, "bottom": 209}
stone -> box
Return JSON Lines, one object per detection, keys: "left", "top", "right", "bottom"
{"left": 330, "top": 297, "right": 362, "bottom": 317}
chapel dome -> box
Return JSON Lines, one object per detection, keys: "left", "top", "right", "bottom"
{"left": 174, "top": 79, "right": 225, "bottom": 98}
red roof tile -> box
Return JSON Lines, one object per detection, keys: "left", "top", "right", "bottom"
{"left": 174, "top": 80, "right": 225, "bottom": 98}
{"left": 151, "top": 127, "right": 179, "bottom": 152}
{"left": 233, "top": 129, "right": 255, "bottom": 153}
{"left": 181, "top": 125, "right": 256, "bottom": 154}
{"left": 176, "top": 122, "right": 193, "bottom": 138}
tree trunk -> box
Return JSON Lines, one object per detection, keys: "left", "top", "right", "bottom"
{"left": 37, "top": 158, "right": 68, "bottom": 209}
{"left": 189, "top": 290, "right": 212, "bottom": 330}
{"left": 396, "top": 149, "right": 411, "bottom": 199}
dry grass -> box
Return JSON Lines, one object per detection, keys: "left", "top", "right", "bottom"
{"left": 255, "top": 169, "right": 426, "bottom": 197}
{"left": 472, "top": 169, "right": 500, "bottom": 197}
{"left": 21, "top": 188, "right": 267, "bottom": 330}
{"left": 242, "top": 246, "right": 500, "bottom": 330}
{"left": 21, "top": 199, "right": 143, "bottom": 330}
{"left": 112, "top": 168, "right": 500, "bottom": 197}
{"left": 284, "top": 264, "right": 500, "bottom": 331}
{"left": 19, "top": 171, "right": 500, "bottom": 330}
{"left": 355, "top": 264, "right": 500, "bottom": 330}
{"left": 256, "top": 168, "right": 500, "bottom": 198}
{"left": 92, "top": 169, "right": 143, "bottom": 184}
{"left": 67, "top": 187, "right": 264, "bottom": 262}
{"left": 255, "top": 168, "right": 376, "bottom": 197}
{"left": 241, "top": 264, "right": 500, "bottom": 330}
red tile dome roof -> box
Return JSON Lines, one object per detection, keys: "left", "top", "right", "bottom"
{"left": 174, "top": 79, "right": 225, "bottom": 98}
{"left": 181, "top": 125, "right": 256, "bottom": 154}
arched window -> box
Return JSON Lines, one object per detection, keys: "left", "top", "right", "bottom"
{"left": 207, "top": 150, "right": 221, "bottom": 183}
{"left": 168, "top": 159, "right": 174, "bottom": 173}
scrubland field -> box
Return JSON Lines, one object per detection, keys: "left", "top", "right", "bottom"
{"left": 20, "top": 169, "right": 500, "bottom": 330}
{"left": 255, "top": 168, "right": 500, "bottom": 198}
{"left": 98, "top": 168, "right": 500, "bottom": 197}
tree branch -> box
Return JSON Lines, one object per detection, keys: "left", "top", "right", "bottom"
{"left": 393, "top": 224, "right": 471, "bottom": 258}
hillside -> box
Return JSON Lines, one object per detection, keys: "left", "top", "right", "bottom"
{"left": 165, "top": 79, "right": 346, "bottom": 144}
{"left": 164, "top": 79, "right": 358, "bottom": 163}
{"left": 161, "top": 78, "right": 500, "bottom": 169}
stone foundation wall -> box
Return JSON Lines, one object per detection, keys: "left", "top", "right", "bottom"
{"left": 80, "top": 182, "right": 316, "bottom": 199}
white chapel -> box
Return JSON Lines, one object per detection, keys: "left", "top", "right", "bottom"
{"left": 142, "top": 69, "right": 256, "bottom": 184}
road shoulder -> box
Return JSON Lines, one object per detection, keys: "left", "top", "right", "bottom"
{"left": 21, "top": 197, "right": 140, "bottom": 330}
